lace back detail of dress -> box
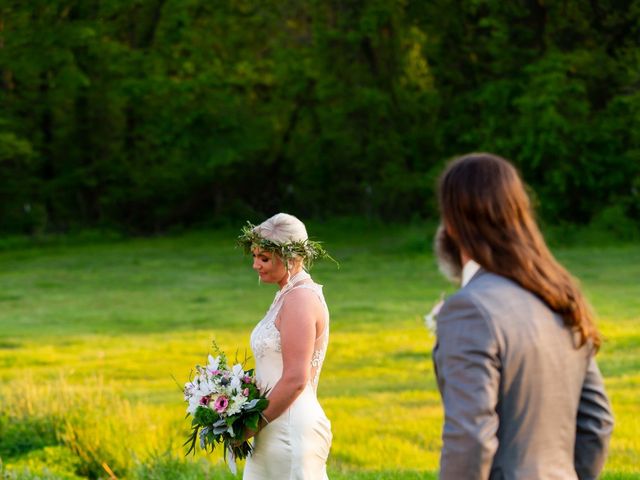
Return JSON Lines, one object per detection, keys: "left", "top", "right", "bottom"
{"left": 295, "top": 284, "right": 329, "bottom": 391}
{"left": 250, "top": 271, "right": 329, "bottom": 392}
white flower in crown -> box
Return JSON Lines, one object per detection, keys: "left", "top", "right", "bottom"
{"left": 424, "top": 293, "right": 445, "bottom": 334}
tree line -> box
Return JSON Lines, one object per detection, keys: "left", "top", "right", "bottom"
{"left": 1, "top": 0, "right": 639, "bottom": 234}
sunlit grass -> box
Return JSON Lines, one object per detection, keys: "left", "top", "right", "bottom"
{"left": 0, "top": 223, "right": 638, "bottom": 478}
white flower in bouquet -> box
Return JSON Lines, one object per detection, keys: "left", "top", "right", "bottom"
{"left": 225, "top": 395, "right": 246, "bottom": 416}
{"left": 184, "top": 381, "right": 194, "bottom": 401}
{"left": 207, "top": 354, "right": 221, "bottom": 373}
{"left": 230, "top": 363, "right": 245, "bottom": 391}
{"left": 198, "top": 380, "right": 214, "bottom": 397}
{"left": 187, "top": 396, "right": 200, "bottom": 415}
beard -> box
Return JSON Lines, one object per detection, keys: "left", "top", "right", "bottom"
{"left": 434, "top": 223, "right": 462, "bottom": 284}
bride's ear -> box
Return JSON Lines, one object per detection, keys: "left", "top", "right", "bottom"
{"left": 288, "top": 257, "right": 303, "bottom": 271}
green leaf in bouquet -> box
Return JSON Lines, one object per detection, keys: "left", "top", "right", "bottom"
{"left": 246, "top": 412, "right": 260, "bottom": 431}
{"left": 205, "top": 429, "right": 217, "bottom": 452}
{"left": 254, "top": 398, "right": 268, "bottom": 411}
{"left": 231, "top": 418, "right": 245, "bottom": 440}
{"left": 183, "top": 424, "right": 200, "bottom": 456}
{"left": 194, "top": 405, "right": 217, "bottom": 425}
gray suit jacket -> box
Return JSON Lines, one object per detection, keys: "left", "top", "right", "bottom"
{"left": 433, "top": 269, "right": 614, "bottom": 480}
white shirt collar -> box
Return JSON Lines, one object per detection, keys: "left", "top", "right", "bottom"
{"left": 461, "top": 259, "right": 481, "bottom": 287}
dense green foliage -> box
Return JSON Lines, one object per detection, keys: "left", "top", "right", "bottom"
{"left": 1, "top": 1, "right": 639, "bottom": 233}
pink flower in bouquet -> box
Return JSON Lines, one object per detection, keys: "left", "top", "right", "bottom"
{"left": 199, "top": 395, "right": 210, "bottom": 406}
{"left": 243, "top": 388, "right": 250, "bottom": 396}
{"left": 243, "top": 375, "right": 252, "bottom": 383}
{"left": 214, "top": 395, "right": 229, "bottom": 413}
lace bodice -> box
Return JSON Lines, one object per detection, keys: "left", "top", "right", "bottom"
{"left": 250, "top": 271, "right": 329, "bottom": 392}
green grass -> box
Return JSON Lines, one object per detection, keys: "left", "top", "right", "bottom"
{"left": 0, "top": 222, "right": 638, "bottom": 478}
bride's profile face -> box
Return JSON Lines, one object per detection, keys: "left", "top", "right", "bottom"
{"left": 252, "top": 248, "right": 287, "bottom": 284}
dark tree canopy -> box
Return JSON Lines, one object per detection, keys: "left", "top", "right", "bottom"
{"left": 1, "top": 0, "right": 639, "bottom": 233}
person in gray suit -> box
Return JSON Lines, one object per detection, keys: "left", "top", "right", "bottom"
{"left": 432, "top": 153, "right": 614, "bottom": 479}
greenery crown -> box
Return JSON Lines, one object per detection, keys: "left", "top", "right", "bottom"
{"left": 237, "top": 222, "right": 337, "bottom": 270}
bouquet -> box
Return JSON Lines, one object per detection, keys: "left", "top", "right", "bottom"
{"left": 183, "top": 343, "right": 268, "bottom": 473}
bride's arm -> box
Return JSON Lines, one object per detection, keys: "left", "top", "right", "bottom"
{"left": 257, "top": 289, "right": 321, "bottom": 427}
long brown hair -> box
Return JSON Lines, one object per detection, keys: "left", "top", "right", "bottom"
{"left": 438, "top": 152, "right": 600, "bottom": 350}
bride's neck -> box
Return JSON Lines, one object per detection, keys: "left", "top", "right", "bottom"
{"left": 278, "top": 266, "right": 305, "bottom": 289}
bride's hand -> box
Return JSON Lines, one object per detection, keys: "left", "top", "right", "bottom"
{"left": 231, "top": 413, "right": 270, "bottom": 447}
{"left": 230, "top": 425, "right": 258, "bottom": 448}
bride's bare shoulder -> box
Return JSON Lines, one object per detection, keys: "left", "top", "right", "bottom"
{"left": 280, "top": 286, "right": 323, "bottom": 315}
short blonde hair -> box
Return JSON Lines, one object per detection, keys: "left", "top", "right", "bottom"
{"left": 253, "top": 213, "right": 308, "bottom": 245}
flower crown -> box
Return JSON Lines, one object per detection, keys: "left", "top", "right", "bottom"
{"left": 237, "top": 222, "right": 337, "bottom": 270}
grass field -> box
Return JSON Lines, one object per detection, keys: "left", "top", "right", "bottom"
{"left": 0, "top": 221, "right": 638, "bottom": 479}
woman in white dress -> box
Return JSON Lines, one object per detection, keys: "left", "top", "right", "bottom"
{"left": 237, "top": 213, "right": 334, "bottom": 480}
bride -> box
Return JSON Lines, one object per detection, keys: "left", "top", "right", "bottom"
{"left": 237, "top": 213, "right": 334, "bottom": 480}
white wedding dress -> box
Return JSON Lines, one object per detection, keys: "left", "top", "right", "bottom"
{"left": 243, "top": 270, "right": 332, "bottom": 479}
